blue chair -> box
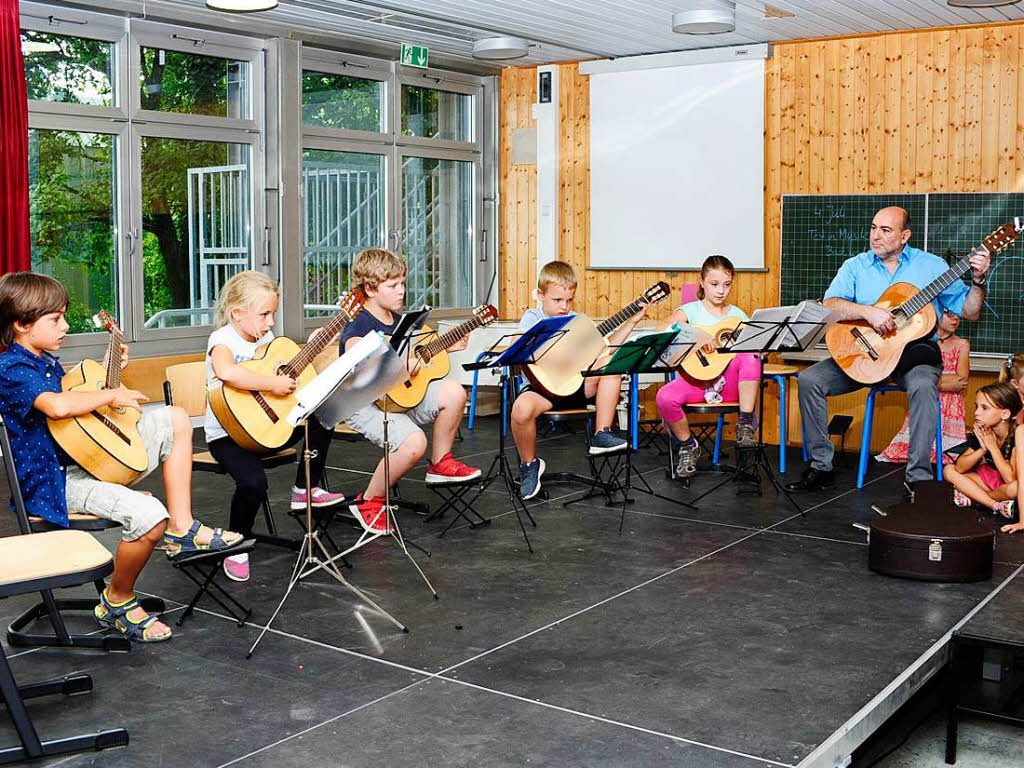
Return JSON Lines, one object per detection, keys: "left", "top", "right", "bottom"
{"left": 856, "top": 384, "right": 944, "bottom": 489}
{"left": 761, "top": 364, "right": 808, "bottom": 473}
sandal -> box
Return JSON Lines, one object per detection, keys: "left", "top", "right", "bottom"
{"left": 163, "top": 520, "right": 243, "bottom": 560}
{"left": 993, "top": 499, "right": 1016, "bottom": 520}
{"left": 94, "top": 590, "right": 171, "bottom": 643}
{"left": 953, "top": 489, "right": 973, "bottom": 508}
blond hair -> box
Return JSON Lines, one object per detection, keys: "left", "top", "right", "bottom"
{"left": 999, "top": 352, "right": 1024, "bottom": 385}
{"left": 352, "top": 248, "right": 407, "bottom": 295}
{"left": 537, "top": 261, "right": 577, "bottom": 293}
{"left": 216, "top": 270, "right": 279, "bottom": 327}
{"left": 0, "top": 272, "right": 69, "bottom": 347}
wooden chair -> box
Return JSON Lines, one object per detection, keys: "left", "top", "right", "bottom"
{"left": 163, "top": 361, "right": 300, "bottom": 550}
{"left": 0, "top": 530, "right": 130, "bottom": 764}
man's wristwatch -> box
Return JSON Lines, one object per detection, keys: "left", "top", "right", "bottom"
{"left": 972, "top": 275, "right": 987, "bottom": 287}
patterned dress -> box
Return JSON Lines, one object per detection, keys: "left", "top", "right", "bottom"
{"left": 878, "top": 342, "right": 967, "bottom": 465}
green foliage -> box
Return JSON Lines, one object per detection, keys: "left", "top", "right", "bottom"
{"left": 302, "top": 72, "right": 381, "bottom": 131}
{"left": 22, "top": 31, "right": 112, "bottom": 106}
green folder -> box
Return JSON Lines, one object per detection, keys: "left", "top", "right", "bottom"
{"left": 594, "top": 328, "right": 682, "bottom": 375}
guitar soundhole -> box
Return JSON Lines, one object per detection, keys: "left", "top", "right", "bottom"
{"left": 417, "top": 348, "right": 432, "bottom": 364}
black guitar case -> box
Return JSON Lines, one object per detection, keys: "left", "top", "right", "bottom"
{"left": 868, "top": 481, "right": 994, "bottom": 582}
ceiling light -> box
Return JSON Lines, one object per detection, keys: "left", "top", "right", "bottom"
{"left": 472, "top": 36, "right": 530, "bottom": 60}
{"left": 206, "top": 0, "right": 278, "bottom": 12}
{"left": 947, "top": 0, "right": 1021, "bottom": 6}
{"left": 672, "top": 3, "right": 736, "bottom": 35}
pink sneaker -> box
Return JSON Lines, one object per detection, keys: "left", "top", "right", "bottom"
{"left": 290, "top": 486, "right": 346, "bottom": 510}
{"left": 350, "top": 495, "right": 390, "bottom": 534}
{"left": 222, "top": 555, "right": 250, "bottom": 582}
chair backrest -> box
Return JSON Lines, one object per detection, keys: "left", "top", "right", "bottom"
{"left": 164, "top": 361, "right": 208, "bottom": 417}
{"left": 0, "top": 419, "right": 37, "bottom": 535}
{"left": 680, "top": 284, "right": 699, "bottom": 305}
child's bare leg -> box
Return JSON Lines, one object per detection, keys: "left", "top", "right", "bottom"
{"left": 365, "top": 430, "right": 426, "bottom": 499}
{"left": 591, "top": 375, "right": 621, "bottom": 431}
{"left": 107, "top": 522, "right": 171, "bottom": 637}
{"left": 511, "top": 391, "right": 552, "bottom": 464}
{"left": 665, "top": 416, "right": 692, "bottom": 443}
{"left": 738, "top": 379, "right": 758, "bottom": 413}
{"left": 990, "top": 482, "right": 1018, "bottom": 502}
{"left": 430, "top": 380, "right": 466, "bottom": 463}
{"left": 945, "top": 467, "right": 999, "bottom": 509}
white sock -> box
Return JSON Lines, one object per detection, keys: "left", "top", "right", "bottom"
{"left": 227, "top": 552, "right": 249, "bottom": 565}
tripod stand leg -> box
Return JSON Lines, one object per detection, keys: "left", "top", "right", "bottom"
{"left": 388, "top": 513, "right": 438, "bottom": 599}
{"left": 247, "top": 539, "right": 308, "bottom": 658}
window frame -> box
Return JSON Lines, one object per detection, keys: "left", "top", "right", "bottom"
{"left": 300, "top": 48, "right": 391, "bottom": 143}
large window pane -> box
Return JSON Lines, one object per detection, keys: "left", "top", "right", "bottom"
{"left": 401, "top": 86, "right": 472, "bottom": 142}
{"left": 401, "top": 157, "right": 473, "bottom": 308}
{"left": 139, "top": 47, "right": 250, "bottom": 119}
{"left": 22, "top": 31, "right": 113, "bottom": 107}
{"left": 302, "top": 71, "right": 384, "bottom": 132}
{"left": 302, "top": 150, "right": 386, "bottom": 318}
{"left": 28, "top": 130, "right": 118, "bottom": 334}
{"left": 141, "top": 138, "right": 250, "bottom": 329}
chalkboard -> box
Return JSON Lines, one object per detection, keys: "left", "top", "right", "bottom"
{"left": 780, "top": 193, "right": 1024, "bottom": 356}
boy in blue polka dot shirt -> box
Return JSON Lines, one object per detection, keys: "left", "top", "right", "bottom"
{"left": 0, "top": 272, "right": 242, "bottom": 643}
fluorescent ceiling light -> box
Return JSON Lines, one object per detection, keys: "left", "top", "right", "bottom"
{"left": 672, "top": 2, "right": 736, "bottom": 34}
{"left": 206, "top": 0, "right": 278, "bottom": 12}
{"left": 947, "top": 0, "right": 1021, "bottom": 6}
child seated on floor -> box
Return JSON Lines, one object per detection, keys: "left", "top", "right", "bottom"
{"left": 510, "top": 261, "right": 646, "bottom": 501}
{"left": 342, "top": 248, "right": 480, "bottom": 533}
{"left": 944, "top": 382, "right": 1019, "bottom": 524}
{"left": 999, "top": 352, "right": 1024, "bottom": 425}
{"left": 0, "top": 272, "right": 242, "bottom": 643}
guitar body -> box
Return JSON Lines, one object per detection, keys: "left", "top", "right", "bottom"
{"left": 825, "top": 282, "right": 937, "bottom": 384}
{"left": 378, "top": 325, "right": 452, "bottom": 412}
{"left": 208, "top": 336, "right": 316, "bottom": 453}
{"left": 47, "top": 359, "right": 148, "bottom": 486}
{"left": 523, "top": 315, "right": 609, "bottom": 400}
{"left": 678, "top": 316, "right": 743, "bottom": 381}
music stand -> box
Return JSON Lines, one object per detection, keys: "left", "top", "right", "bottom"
{"left": 685, "top": 303, "right": 836, "bottom": 516}
{"left": 570, "top": 329, "right": 701, "bottom": 531}
{"left": 325, "top": 306, "right": 438, "bottom": 598}
{"left": 248, "top": 332, "right": 407, "bottom": 659}
{"left": 461, "top": 316, "right": 574, "bottom": 553}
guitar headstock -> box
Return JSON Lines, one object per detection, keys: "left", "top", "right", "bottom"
{"left": 337, "top": 291, "right": 366, "bottom": 323}
{"left": 640, "top": 281, "right": 671, "bottom": 306}
{"left": 474, "top": 304, "right": 499, "bottom": 327}
{"left": 92, "top": 310, "right": 118, "bottom": 333}
{"left": 983, "top": 222, "right": 1022, "bottom": 255}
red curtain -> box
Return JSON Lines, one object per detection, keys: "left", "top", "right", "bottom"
{"left": 0, "top": 0, "right": 28, "bottom": 274}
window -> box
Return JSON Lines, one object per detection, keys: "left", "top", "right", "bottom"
{"left": 139, "top": 47, "right": 250, "bottom": 119}
{"left": 22, "top": 30, "right": 114, "bottom": 107}
{"left": 401, "top": 85, "right": 473, "bottom": 142}
{"left": 28, "top": 129, "right": 118, "bottom": 334}
{"left": 302, "top": 71, "right": 384, "bottom": 132}
{"left": 302, "top": 149, "right": 386, "bottom": 317}
{"left": 141, "top": 138, "right": 251, "bottom": 329}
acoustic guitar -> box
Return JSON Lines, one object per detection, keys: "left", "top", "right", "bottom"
{"left": 378, "top": 304, "right": 499, "bottom": 411}
{"left": 826, "top": 221, "right": 1021, "bottom": 384}
{"left": 677, "top": 315, "right": 743, "bottom": 381}
{"left": 47, "top": 310, "right": 148, "bottom": 486}
{"left": 208, "top": 292, "right": 364, "bottom": 453}
{"left": 523, "top": 282, "right": 671, "bottom": 400}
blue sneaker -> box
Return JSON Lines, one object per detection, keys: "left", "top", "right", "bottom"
{"left": 519, "top": 458, "right": 545, "bottom": 501}
{"left": 589, "top": 428, "right": 628, "bottom": 455}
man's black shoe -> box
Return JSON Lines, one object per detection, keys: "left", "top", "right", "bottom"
{"left": 784, "top": 466, "right": 836, "bottom": 492}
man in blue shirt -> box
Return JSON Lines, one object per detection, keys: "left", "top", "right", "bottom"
{"left": 785, "top": 206, "right": 991, "bottom": 495}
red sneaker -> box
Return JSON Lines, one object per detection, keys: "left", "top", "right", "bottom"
{"left": 425, "top": 453, "right": 482, "bottom": 484}
{"left": 350, "top": 495, "right": 390, "bottom": 534}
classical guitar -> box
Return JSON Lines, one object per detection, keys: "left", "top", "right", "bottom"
{"left": 677, "top": 315, "right": 743, "bottom": 381}
{"left": 208, "top": 292, "right": 364, "bottom": 453}
{"left": 47, "top": 310, "right": 148, "bottom": 486}
{"left": 826, "top": 221, "right": 1021, "bottom": 384}
{"left": 523, "top": 282, "right": 671, "bottom": 400}
{"left": 378, "top": 304, "right": 499, "bottom": 411}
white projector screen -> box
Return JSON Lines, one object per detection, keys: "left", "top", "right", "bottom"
{"left": 588, "top": 59, "right": 765, "bottom": 270}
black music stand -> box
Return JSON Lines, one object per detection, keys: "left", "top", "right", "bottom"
{"left": 569, "top": 329, "right": 701, "bottom": 531}
{"left": 461, "top": 316, "right": 574, "bottom": 552}
{"left": 685, "top": 312, "right": 831, "bottom": 516}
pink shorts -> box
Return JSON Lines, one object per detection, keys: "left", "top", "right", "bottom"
{"left": 976, "top": 464, "right": 1003, "bottom": 492}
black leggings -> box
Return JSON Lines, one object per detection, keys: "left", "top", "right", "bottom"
{"left": 207, "top": 419, "right": 333, "bottom": 537}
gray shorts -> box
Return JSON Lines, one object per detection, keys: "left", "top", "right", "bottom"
{"left": 65, "top": 406, "right": 175, "bottom": 542}
{"left": 344, "top": 380, "right": 442, "bottom": 452}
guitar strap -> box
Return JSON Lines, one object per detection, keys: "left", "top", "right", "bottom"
{"left": 894, "top": 338, "right": 942, "bottom": 376}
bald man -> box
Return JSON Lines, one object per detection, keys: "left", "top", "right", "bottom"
{"left": 786, "top": 206, "right": 991, "bottom": 496}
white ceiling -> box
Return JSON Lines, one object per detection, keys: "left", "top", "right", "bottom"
{"left": 168, "top": 0, "right": 1024, "bottom": 66}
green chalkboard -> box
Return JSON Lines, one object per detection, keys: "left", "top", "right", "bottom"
{"left": 780, "top": 193, "right": 1024, "bottom": 356}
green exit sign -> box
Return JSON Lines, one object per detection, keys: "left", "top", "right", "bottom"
{"left": 400, "top": 43, "right": 429, "bottom": 69}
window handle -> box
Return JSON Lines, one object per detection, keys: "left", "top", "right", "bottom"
{"left": 125, "top": 228, "right": 139, "bottom": 257}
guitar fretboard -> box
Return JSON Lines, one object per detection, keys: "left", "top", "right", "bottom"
{"left": 104, "top": 324, "right": 123, "bottom": 390}
{"left": 281, "top": 309, "right": 353, "bottom": 378}
{"left": 417, "top": 315, "right": 491, "bottom": 359}
{"left": 596, "top": 298, "right": 646, "bottom": 337}
{"left": 898, "top": 255, "right": 972, "bottom": 317}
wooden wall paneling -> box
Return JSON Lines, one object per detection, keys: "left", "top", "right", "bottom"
{"left": 982, "top": 27, "right": 1001, "bottom": 188}
{"left": 854, "top": 38, "right": 871, "bottom": 192}
{"left": 916, "top": 32, "right": 934, "bottom": 192}
{"left": 838, "top": 40, "right": 856, "bottom": 193}
{"left": 964, "top": 28, "right": 984, "bottom": 189}
{"left": 997, "top": 26, "right": 1017, "bottom": 192}
{"left": 809, "top": 42, "right": 825, "bottom": 194}
{"left": 884, "top": 33, "right": 902, "bottom": 190}
{"left": 899, "top": 34, "right": 918, "bottom": 189}
{"left": 823, "top": 40, "right": 840, "bottom": 194}
{"left": 867, "top": 36, "right": 886, "bottom": 191}
{"left": 950, "top": 30, "right": 967, "bottom": 189}
{"left": 794, "top": 44, "right": 811, "bottom": 193}
{"left": 931, "top": 31, "right": 951, "bottom": 191}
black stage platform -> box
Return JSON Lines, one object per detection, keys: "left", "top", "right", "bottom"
{"left": 2, "top": 417, "right": 1023, "bottom": 767}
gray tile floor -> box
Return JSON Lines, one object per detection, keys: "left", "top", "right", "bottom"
{"left": 1, "top": 418, "right": 1021, "bottom": 767}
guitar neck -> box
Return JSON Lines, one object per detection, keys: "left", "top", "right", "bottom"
{"left": 282, "top": 310, "right": 351, "bottom": 377}
{"left": 597, "top": 298, "right": 644, "bottom": 337}
{"left": 104, "top": 326, "right": 123, "bottom": 389}
{"left": 899, "top": 254, "right": 973, "bottom": 317}
{"left": 420, "top": 316, "right": 487, "bottom": 358}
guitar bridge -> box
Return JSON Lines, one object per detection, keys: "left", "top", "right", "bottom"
{"left": 851, "top": 327, "right": 879, "bottom": 361}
